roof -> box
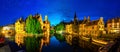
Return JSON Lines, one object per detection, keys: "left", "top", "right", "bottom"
{"left": 86, "top": 20, "right": 99, "bottom": 26}
{"left": 16, "top": 18, "right": 24, "bottom": 23}
{"left": 65, "top": 21, "right": 74, "bottom": 25}
{"left": 81, "top": 20, "right": 88, "bottom": 24}
{"left": 79, "top": 20, "right": 84, "bottom": 24}
{"left": 107, "top": 17, "right": 120, "bottom": 23}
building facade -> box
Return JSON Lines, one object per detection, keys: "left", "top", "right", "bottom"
{"left": 1, "top": 25, "right": 15, "bottom": 38}
{"left": 15, "top": 18, "right": 26, "bottom": 46}
{"left": 84, "top": 17, "right": 105, "bottom": 37}
{"left": 42, "top": 15, "right": 50, "bottom": 45}
{"left": 107, "top": 18, "right": 120, "bottom": 33}
{"left": 65, "top": 14, "right": 105, "bottom": 37}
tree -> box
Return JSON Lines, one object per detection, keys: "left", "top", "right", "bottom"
{"left": 26, "top": 15, "right": 42, "bottom": 34}
{"left": 55, "top": 22, "right": 65, "bottom": 31}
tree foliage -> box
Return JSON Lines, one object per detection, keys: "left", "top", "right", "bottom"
{"left": 26, "top": 15, "right": 42, "bottom": 34}
{"left": 50, "top": 30, "right": 54, "bottom": 34}
{"left": 54, "top": 22, "right": 65, "bottom": 31}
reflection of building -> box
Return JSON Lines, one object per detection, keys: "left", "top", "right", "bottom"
{"left": 107, "top": 18, "right": 120, "bottom": 33}
{"left": 15, "top": 18, "right": 26, "bottom": 46}
{"left": 65, "top": 13, "right": 105, "bottom": 37}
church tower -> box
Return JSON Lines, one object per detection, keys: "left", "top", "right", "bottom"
{"left": 73, "top": 12, "right": 79, "bottom": 35}
{"left": 74, "top": 12, "right": 78, "bottom": 25}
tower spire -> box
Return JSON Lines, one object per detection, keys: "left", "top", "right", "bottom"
{"left": 74, "top": 12, "right": 77, "bottom": 19}
{"left": 73, "top": 12, "right": 78, "bottom": 24}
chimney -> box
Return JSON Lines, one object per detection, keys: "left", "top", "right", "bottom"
{"left": 87, "top": 16, "right": 90, "bottom": 22}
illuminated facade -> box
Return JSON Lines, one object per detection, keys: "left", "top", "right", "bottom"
{"left": 79, "top": 16, "right": 90, "bottom": 36}
{"left": 65, "top": 13, "right": 79, "bottom": 35}
{"left": 43, "top": 15, "right": 50, "bottom": 45}
{"left": 15, "top": 18, "right": 26, "bottom": 46}
{"left": 34, "top": 14, "right": 50, "bottom": 45}
{"left": 65, "top": 14, "right": 105, "bottom": 37}
{"left": 2, "top": 25, "right": 15, "bottom": 38}
{"left": 84, "top": 17, "right": 105, "bottom": 37}
{"left": 107, "top": 18, "right": 120, "bottom": 33}
{"left": 40, "top": 15, "right": 50, "bottom": 51}
{"left": 65, "top": 23, "right": 73, "bottom": 34}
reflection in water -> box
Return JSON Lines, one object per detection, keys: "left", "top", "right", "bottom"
{"left": 42, "top": 36, "right": 83, "bottom": 52}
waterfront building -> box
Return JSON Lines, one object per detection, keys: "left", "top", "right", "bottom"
{"left": 15, "top": 18, "right": 26, "bottom": 46}
{"left": 34, "top": 14, "right": 50, "bottom": 44}
{"left": 79, "top": 16, "right": 90, "bottom": 36}
{"left": 65, "top": 13, "right": 79, "bottom": 36}
{"left": 107, "top": 17, "right": 120, "bottom": 33}
{"left": 85, "top": 17, "right": 105, "bottom": 37}
{"left": 65, "top": 13, "right": 105, "bottom": 37}
{"left": 42, "top": 15, "right": 50, "bottom": 45}
{"left": 40, "top": 15, "right": 50, "bottom": 51}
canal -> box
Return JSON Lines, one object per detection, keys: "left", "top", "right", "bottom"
{"left": 42, "top": 36, "right": 84, "bottom": 52}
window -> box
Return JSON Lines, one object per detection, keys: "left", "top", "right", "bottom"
{"left": 92, "top": 27, "right": 94, "bottom": 29}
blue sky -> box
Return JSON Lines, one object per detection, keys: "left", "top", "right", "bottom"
{"left": 0, "top": 0, "right": 120, "bottom": 26}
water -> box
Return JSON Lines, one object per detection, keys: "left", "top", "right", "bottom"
{"left": 42, "top": 36, "right": 83, "bottom": 52}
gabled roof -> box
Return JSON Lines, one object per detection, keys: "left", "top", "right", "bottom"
{"left": 79, "top": 20, "right": 84, "bottom": 24}
{"left": 16, "top": 18, "right": 24, "bottom": 23}
{"left": 81, "top": 20, "right": 88, "bottom": 24}
{"left": 86, "top": 20, "right": 99, "bottom": 26}
{"left": 107, "top": 17, "right": 120, "bottom": 23}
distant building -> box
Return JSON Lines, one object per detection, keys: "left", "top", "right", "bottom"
{"left": 1, "top": 25, "right": 15, "bottom": 38}
{"left": 107, "top": 18, "right": 120, "bottom": 33}
{"left": 65, "top": 22, "right": 73, "bottom": 34}
{"left": 15, "top": 18, "right": 26, "bottom": 46}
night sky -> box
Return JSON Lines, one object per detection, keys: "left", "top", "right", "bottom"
{"left": 0, "top": 0, "right": 120, "bottom": 26}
